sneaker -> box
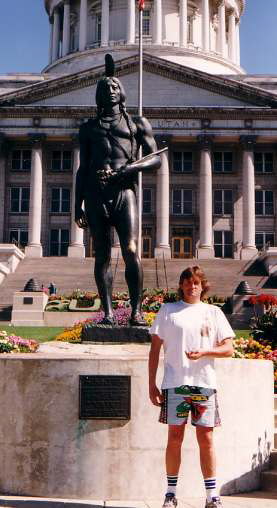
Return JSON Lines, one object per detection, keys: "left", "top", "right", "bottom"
{"left": 205, "top": 497, "right": 223, "bottom": 508}
{"left": 162, "top": 493, "right": 178, "bottom": 508}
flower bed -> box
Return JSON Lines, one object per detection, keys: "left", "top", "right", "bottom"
{"left": 248, "top": 294, "right": 277, "bottom": 349}
{"left": 0, "top": 331, "right": 39, "bottom": 353}
{"left": 233, "top": 337, "right": 277, "bottom": 392}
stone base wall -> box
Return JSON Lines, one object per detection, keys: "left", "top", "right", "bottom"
{"left": 0, "top": 352, "right": 274, "bottom": 500}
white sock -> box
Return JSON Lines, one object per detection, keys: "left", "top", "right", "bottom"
{"left": 166, "top": 474, "right": 178, "bottom": 496}
{"left": 204, "top": 477, "right": 218, "bottom": 502}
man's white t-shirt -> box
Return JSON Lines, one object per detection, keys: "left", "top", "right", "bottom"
{"left": 150, "top": 300, "right": 235, "bottom": 390}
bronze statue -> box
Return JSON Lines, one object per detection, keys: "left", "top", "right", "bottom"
{"left": 75, "top": 55, "right": 161, "bottom": 326}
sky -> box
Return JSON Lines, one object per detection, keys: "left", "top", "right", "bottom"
{"left": 0, "top": 0, "right": 276, "bottom": 75}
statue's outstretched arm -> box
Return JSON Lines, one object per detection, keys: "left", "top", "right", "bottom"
{"left": 120, "top": 116, "right": 161, "bottom": 176}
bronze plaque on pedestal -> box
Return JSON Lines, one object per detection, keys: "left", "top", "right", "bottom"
{"left": 79, "top": 375, "right": 131, "bottom": 420}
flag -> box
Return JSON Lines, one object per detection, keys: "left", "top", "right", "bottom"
{"left": 138, "top": 0, "right": 144, "bottom": 10}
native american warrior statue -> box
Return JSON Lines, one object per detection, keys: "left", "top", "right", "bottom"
{"left": 75, "top": 54, "right": 162, "bottom": 326}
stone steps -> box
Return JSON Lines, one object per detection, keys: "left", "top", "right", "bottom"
{"left": 261, "top": 468, "right": 277, "bottom": 493}
{"left": 260, "top": 397, "right": 277, "bottom": 493}
{"left": 0, "top": 258, "right": 276, "bottom": 316}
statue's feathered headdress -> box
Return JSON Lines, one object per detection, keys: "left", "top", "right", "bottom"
{"left": 105, "top": 54, "right": 115, "bottom": 77}
{"left": 95, "top": 54, "right": 126, "bottom": 113}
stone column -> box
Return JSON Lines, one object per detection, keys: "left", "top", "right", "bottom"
{"left": 101, "top": 0, "right": 110, "bottom": 47}
{"left": 197, "top": 135, "right": 214, "bottom": 259}
{"left": 202, "top": 0, "right": 210, "bottom": 52}
{"left": 218, "top": 0, "right": 226, "bottom": 57}
{"left": 236, "top": 19, "right": 240, "bottom": 66}
{"left": 0, "top": 135, "right": 6, "bottom": 243}
{"left": 25, "top": 135, "right": 45, "bottom": 258}
{"left": 228, "top": 9, "right": 236, "bottom": 62}
{"left": 154, "top": 149, "right": 171, "bottom": 259}
{"left": 153, "top": 0, "right": 162, "bottom": 45}
{"left": 68, "top": 144, "right": 85, "bottom": 258}
{"left": 79, "top": 0, "right": 88, "bottom": 51}
{"left": 49, "top": 17, "right": 54, "bottom": 64}
{"left": 62, "top": 0, "right": 71, "bottom": 57}
{"left": 179, "top": 0, "right": 188, "bottom": 48}
{"left": 127, "top": 0, "right": 135, "bottom": 45}
{"left": 240, "top": 136, "right": 258, "bottom": 260}
{"left": 52, "top": 8, "right": 60, "bottom": 61}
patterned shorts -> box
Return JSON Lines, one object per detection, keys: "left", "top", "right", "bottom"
{"left": 159, "top": 385, "right": 221, "bottom": 427}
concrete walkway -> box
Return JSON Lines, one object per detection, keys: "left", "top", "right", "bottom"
{"left": 0, "top": 493, "right": 277, "bottom": 508}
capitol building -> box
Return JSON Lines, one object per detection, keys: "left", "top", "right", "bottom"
{"left": 0, "top": 0, "right": 277, "bottom": 260}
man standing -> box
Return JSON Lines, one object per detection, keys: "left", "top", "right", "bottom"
{"left": 149, "top": 266, "right": 235, "bottom": 508}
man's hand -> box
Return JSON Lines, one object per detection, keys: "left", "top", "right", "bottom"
{"left": 75, "top": 209, "right": 88, "bottom": 229}
{"left": 186, "top": 351, "right": 205, "bottom": 361}
{"left": 149, "top": 385, "right": 164, "bottom": 406}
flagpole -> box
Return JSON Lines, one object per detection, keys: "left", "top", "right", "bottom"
{"left": 137, "top": 4, "right": 143, "bottom": 259}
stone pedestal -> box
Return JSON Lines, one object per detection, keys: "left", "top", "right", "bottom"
{"left": 240, "top": 247, "right": 258, "bottom": 261}
{"left": 11, "top": 291, "right": 48, "bottom": 326}
{"left": 24, "top": 244, "right": 43, "bottom": 257}
{"left": 197, "top": 246, "right": 215, "bottom": 259}
{"left": 82, "top": 324, "right": 150, "bottom": 343}
{"left": 0, "top": 350, "right": 273, "bottom": 499}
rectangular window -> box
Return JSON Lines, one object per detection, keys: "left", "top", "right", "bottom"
{"left": 254, "top": 152, "right": 273, "bottom": 174}
{"left": 255, "top": 190, "right": 274, "bottom": 216}
{"left": 173, "top": 152, "right": 193, "bottom": 173}
{"left": 11, "top": 150, "right": 31, "bottom": 171}
{"left": 142, "top": 188, "right": 152, "bottom": 214}
{"left": 187, "top": 16, "right": 193, "bottom": 43}
{"left": 213, "top": 189, "right": 233, "bottom": 215}
{"left": 96, "top": 14, "right": 101, "bottom": 42}
{"left": 10, "top": 187, "right": 30, "bottom": 213}
{"left": 51, "top": 188, "right": 71, "bottom": 213}
{"left": 172, "top": 189, "right": 193, "bottom": 215}
{"left": 213, "top": 152, "right": 233, "bottom": 173}
{"left": 9, "top": 229, "right": 28, "bottom": 248}
{"left": 214, "top": 231, "right": 233, "bottom": 258}
{"left": 50, "top": 229, "right": 69, "bottom": 256}
{"left": 255, "top": 232, "right": 274, "bottom": 251}
{"left": 51, "top": 150, "right": 72, "bottom": 171}
{"left": 142, "top": 10, "right": 150, "bottom": 36}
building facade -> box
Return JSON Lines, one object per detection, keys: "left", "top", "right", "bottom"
{"left": 0, "top": 0, "right": 277, "bottom": 260}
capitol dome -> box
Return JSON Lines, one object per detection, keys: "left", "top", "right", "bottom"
{"left": 44, "top": 0, "right": 245, "bottom": 74}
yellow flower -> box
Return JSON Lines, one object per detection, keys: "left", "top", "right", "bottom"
{"left": 56, "top": 324, "right": 83, "bottom": 343}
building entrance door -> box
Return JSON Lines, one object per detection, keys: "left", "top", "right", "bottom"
{"left": 172, "top": 237, "right": 192, "bottom": 258}
{"left": 142, "top": 236, "right": 152, "bottom": 258}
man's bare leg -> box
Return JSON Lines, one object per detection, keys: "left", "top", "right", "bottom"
{"left": 166, "top": 425, "right": 185, "bottom": 475}
{"left": 196, "top": 426, "right": 216, "bottom": 478}
{"left": 196, "top": 426, "right": 221, "bottom": 505}
{"left": 162, "top": 425, "right": 185, "bottom": 507}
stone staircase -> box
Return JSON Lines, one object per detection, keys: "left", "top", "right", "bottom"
{"left": 0, "top": 256, "right": 275, "bottom": 321}
{"left": 260, "top": 396, "right": 277, "bottom": 493}
{"left": 261, "top": 450, "right": 277, "bottom": 493}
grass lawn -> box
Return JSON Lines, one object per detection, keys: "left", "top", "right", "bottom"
{"left": 0, "top": 325, "right": 251, "bottom": 343}
{"left": 235, "top": 330, "right": 251, "bottom": 339}
{"left": 0, "top": 326, "right": 64, "bottom": 343}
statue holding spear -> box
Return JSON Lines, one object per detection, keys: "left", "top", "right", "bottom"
{"left": 75, "top": 50, "right": 165, "bottom": 326}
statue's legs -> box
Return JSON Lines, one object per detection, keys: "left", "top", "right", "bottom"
{"left": 114, "top": 189, "right": 144, "bottom": 324}
{"left": 86, "top": 205, "right": 114, "bottom": 322}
